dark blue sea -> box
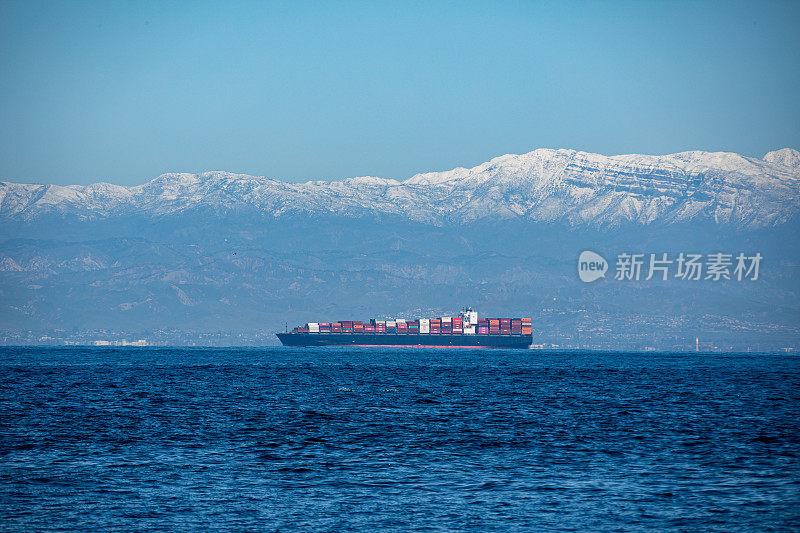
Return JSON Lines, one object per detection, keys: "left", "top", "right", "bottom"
{"left": 1, "top": 347, "right": 798, "bottom": 531}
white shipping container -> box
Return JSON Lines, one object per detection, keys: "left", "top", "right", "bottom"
{"left": 308, "top": 323, "right": 320, "bottom": 332}
{"left": 441, "top": 317, "right": 452, "bottom": 323}
{"left": 419, "top": 319, "right": 430, "bottom": 326}
{"left": 396, "top": 319, "right": 406, "bottom": 324}
{"left": 463, "top": 326, "right": 476, "bottom": 335}
{"left": 387, "top": 320, "right": 396, "bottom": 327}
{"left": 420, "top": 323, "right": 430, "bottom": 333}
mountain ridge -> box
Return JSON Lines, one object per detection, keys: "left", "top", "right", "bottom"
{"left": 1, "top": 147, "right": 798, "bottom": 229}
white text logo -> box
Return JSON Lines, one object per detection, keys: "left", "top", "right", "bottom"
{"left": 578, "top": 250, "right": 608, "bottom": 283}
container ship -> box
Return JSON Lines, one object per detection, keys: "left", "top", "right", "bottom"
{"left": 276, "top": 308, "right": 532, "bottom": 349}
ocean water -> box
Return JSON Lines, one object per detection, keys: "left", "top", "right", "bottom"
{"left": 0, "top": 347, "right": 798, "bottom": 531}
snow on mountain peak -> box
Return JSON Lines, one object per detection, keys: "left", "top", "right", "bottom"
{"left": 341, "top": 176, "right": 401, "bottom": 187}
{"left": 764, "top": 148, "right": 800, "bottom": 169}
{"left": 1, "top": 147, "right": 798, "bottom": 229}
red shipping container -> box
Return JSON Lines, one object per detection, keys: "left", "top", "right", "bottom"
{"left": 478, "top": 326, "right": 489, "bottom": 334}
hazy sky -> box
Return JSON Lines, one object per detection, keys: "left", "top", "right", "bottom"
{"left": 1, "top": 0, "right": 798, "bottom": 185}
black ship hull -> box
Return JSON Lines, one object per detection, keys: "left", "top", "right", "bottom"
{"left": 276, "top": 332, "right": 531, "bottom": 349}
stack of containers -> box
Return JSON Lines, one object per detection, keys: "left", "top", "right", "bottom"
{"left": 521, "top": 318, "right": 532, "bottom": 335}
{"left": 441, "top": 317, "right": 452, "bottom": 334}
{"left": 294, "top": 312, "right": 518, "bottom": 337}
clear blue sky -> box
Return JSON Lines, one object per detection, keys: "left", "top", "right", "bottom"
{"left": 1, "top": 0, "right": 798, "bottom": 185}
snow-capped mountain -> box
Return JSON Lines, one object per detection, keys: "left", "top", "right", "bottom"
{"left": 1, "top": 147, "right": 799, "bottom": 229}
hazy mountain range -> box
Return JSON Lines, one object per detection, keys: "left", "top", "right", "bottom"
{"left": 1, "top": 147, "right": 799, "bottom": 349}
